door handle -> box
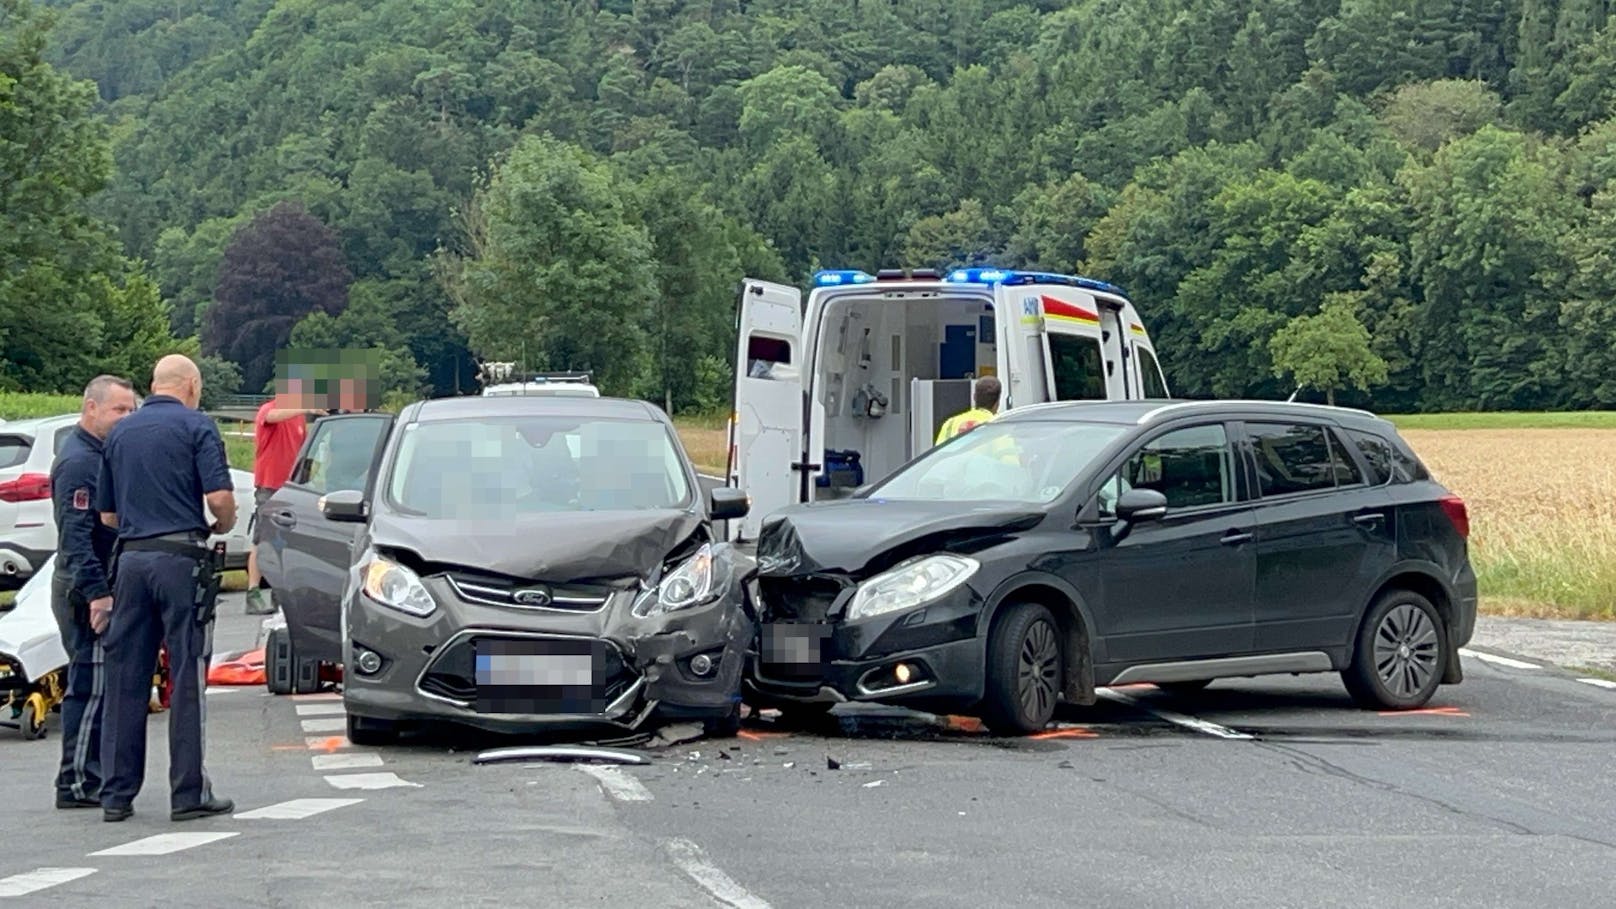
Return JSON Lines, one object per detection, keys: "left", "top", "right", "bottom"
{"left": 1221, "top": 530, "right": 1252, "bottom": 546}
{"left": 270, "top": 510, "right": 297, "bottom": 528}
{"left": 1353, "top": 512, "right": 1385, "bottom": 526}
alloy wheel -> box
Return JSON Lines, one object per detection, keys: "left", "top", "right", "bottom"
{"left": 1373, "top": 602, "right": 1439, "bottom": 699}
{"left": 1017, "top": 619, "right": 1060, "bottom": 721}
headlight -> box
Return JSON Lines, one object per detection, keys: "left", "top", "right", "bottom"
{"left": 634, "top": 544, "right": 717, "bottom": 618}
{"left": 846, "top": 554, "right": 979, "bottom": 621}
{"left": 362, "top": 556, "right": 436, "bottom": 617}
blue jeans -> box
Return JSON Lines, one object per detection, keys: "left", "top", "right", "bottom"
{"left": 50, "top": 566, "right": 105, "bottom": 801}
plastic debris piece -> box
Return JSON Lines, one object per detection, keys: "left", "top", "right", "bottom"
{"left": 472, "top": 746, "right": 650, "bottom": 766}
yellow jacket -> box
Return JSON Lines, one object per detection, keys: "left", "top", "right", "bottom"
{"left": 935, "top": 407, "right": 997, "bottom": 445}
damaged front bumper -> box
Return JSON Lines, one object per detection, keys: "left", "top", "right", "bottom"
{"left": 341, "top": 546, "right": 755, "bottom": 734}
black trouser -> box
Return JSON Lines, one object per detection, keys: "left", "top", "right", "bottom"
{"left": 49, "top": 567, "right": 104, "bottom": 801}
{"left": 99, "top": 550, "right": 216, "bottom": 812}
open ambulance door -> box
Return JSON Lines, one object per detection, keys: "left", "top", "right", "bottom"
{"left": 1014, "top": 292, "right": 1058, "bottom": 408}
{"left": 727, "top": 278, "right": 804, "bottom": 542}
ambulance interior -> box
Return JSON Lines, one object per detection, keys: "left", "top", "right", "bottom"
{"left": 808, "top": 293, "right": 1003, "bottom": 501}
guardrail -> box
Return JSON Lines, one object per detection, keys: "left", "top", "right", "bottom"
{"left": 215, "top": 394, "right": 271, "bottom": 408}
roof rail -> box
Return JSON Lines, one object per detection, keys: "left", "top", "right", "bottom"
{"left": 1137, "top": 399, "right": 1379, "bottom": 424}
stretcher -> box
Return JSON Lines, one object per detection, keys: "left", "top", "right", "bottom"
{"left": 0, "top": 560, "right": 174, "bottom": 740}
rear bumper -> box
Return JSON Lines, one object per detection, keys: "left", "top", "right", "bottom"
{"left": 0, "top": 543, "right": 53, "bottom": 586}
{"left": 1451, "top": 560, "right": 1479, "bottom": 649}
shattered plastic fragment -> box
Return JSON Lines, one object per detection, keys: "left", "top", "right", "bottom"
{"left": 472, "top": 746, "right": 650, "bottom": 766}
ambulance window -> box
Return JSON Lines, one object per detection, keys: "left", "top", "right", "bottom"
{"left": 1048, "top": 333, "right": 1106, "bottom": 400}
{"left": 747, "top": 335, "right": 794, "bottom": 381}
{"left": 1138, "top": 347, "right": 1169, "bottom": 398}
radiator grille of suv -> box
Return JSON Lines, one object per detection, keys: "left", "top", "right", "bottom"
{"left": 442, "top": 570, "right": 613, "bottom": 612}
{"left": 755, "top": 575, "right": 850, "bottom": 623}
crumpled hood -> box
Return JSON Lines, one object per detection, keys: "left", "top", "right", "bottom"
{"left": 756, "top": 499, "right": 1044, "bottom": 578}
{"left": 370, "top": 508, "right": 703, "bottom": 581}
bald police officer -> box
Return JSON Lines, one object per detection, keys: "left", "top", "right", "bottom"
{"left": 49, "top": 375, "right": 137, "bottom": 809}
{"left": 95, "top": 355, "right": 236, "bottom": 823}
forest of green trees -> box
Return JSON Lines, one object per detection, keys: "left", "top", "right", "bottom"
{"left": 8, "top": 0, "right": 1616, "bottom": 413}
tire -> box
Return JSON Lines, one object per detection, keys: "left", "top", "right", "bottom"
{"left": 347, "top": 712, "right": 399, "bottom": 746}
{"left": 266, "top": 625, "right": 294, "bottom": 695}
{"left": 702, "top": 702, "right": 743, "bottom": 739}
{"left": 980, "top": 602, "right": 1063, "bottom": 735}
{"left": 1343, "top": 589, "right": 1448, "bottom": 710}
{"left": 21, "top": 694, "right": 47, "bottom": 740}
{"left": 1156, "top": 679, "right": 1212, "bottom": 694}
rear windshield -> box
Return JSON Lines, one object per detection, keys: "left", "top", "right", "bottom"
{"left": 0, "top": 435, "right": 33, "bottom": 470}
{"left": 384, "top": 415, "right": 692, "bottom": 518}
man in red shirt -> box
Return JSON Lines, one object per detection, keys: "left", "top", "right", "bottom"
{"left": 245, "top": 379, "right": 325, "bottom": 615}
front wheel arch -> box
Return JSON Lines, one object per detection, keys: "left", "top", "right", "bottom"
{"left": 979, "top": 574, "right": 1097, "bottom": 707}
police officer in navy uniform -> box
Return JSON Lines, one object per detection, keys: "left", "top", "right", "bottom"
{"left": 94, "top": 355, "right": 236, "bottom": 822}
{"left": 49, "top": 375, "right": 138, "bottom": 809}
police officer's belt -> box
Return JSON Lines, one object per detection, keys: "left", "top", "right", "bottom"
{"left": 122, "top": 535, "right": 210, "bottom": 559}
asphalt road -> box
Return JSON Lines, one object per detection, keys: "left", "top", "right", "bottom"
{"left": 3, "top": 595, "right": 1613, "bottom": 907}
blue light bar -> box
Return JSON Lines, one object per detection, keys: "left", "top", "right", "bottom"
{"left": 945, "top": 267, "right": 1127, "bottom": 297}
{"left": 812, "top": 269, "right": 878, "bottom": 287}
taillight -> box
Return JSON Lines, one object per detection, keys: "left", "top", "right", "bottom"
{"left": 1438, "top": 495, "right": 1469, "bottom": 539}
{"left": 0, "top": 473, "right": 51, "bottom": 503}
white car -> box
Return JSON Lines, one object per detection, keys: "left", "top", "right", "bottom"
{"left": 480, "top": 381, "right": 600, "bottom": 398}
{"left": 0, "top": 413, "right": 255, "bottom": 587}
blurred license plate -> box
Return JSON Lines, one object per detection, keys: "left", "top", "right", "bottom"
{"left": 473, "top": 638, "right": 606, "bottom": 715}
{"left": 761, "top": 623, "right": 832, "bottom": 681}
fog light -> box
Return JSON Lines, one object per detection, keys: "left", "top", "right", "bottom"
{"left": 690, "top": 653, "right": 715, "bottom": 677}
{"left": 895, "top": 662, "right": 914, "bottom": 684}
{"left": 355, "top": 648, "right": 383, "bottom": 675}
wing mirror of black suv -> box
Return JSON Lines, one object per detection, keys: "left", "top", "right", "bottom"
{"left": 709, "top": 486, "right": 750, "bottom": 521}
{"left": 1115, "top": 488, "right": 1169, "bottom": 524}
{"left": 319, "top": 489, "right": 368, "bottom": 523}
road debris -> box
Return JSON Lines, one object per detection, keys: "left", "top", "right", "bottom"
{"left": 472, "top": 746, "right": 650, "bottom": 766}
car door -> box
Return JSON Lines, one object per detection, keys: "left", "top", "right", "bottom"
{"left": 257, "top": 414, "right": 393, "bottom": 661}
{"left": 1239, "top": 420, "right": 1396, "bottom": 653}
{"left": 1082, "top": 421, "right": 1257, "bottom": 664}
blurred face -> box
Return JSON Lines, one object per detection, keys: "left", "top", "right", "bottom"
{"left": 85, "top": 385, "right": 138, "bottom": 438}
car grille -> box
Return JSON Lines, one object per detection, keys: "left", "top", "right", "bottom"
{"left": 417, "top": 632, "right": 638, "bottom": 709}
{"left": 755, "top": 575, "right": 851, "bottom": 623}
{"left": 443, "top": 569, "right": 614, "bottom": 613}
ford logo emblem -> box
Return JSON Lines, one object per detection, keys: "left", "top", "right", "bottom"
{"left": 512, "top": 588, "right": 552, "bottom": 606}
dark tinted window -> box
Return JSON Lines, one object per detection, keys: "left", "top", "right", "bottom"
{"left": 1389, "top": 439, "right": 1430, "bottom": 484}
{"left": 0, "top": 435, "right": 32, "bottom": 470}
{"left": 53, "top": 426, "right": 74, "bottom": 456}
{"left": 1325, "top": 429, "right": 1363, "bottom": 486}
{"left": 1048, "top": 333, "right": 1106, "bottom": 400}
{"left": 1247, "top": 422, "right": 1336, "bottom": 496}
{"left": 1138, "top": 347, "right": 1169, "bottom": 398}
{"left": 1097, "top": 424, "right": 1233, "bottom": 513}
{"left": 1344, "top": 429, "right": 1392, "bottom": 486}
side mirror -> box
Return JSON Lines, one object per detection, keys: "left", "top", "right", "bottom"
{"left": 320, "top": 489, "right": 368, "bottom": 523}
{"left": 709, "top": 486, "right": 750, "bottom": 521}
{"left": 1116, "top": 488, "right": 1169, "bottom": 524}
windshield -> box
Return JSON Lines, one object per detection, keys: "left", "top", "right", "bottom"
{"left": 385, "top": 415, "right": 692, "bottom": 518}
{"left": 868, "top": 420, "right": 1128, "bottom": 504}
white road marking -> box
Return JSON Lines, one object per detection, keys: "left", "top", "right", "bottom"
{"left": 90, "top": 832, "right": 239, "bottom": 856}
{"left": 1459, "top": 648, "right": 1539, "bottom": 670}
{"left": 291, "top": 692, "right": 343, "bottom": 702}
{"left": 577, "top": 765, "right": 654, "bottom": 802}
{"left": 1577, "top": 677, "right": 1616, "bottom": 689}
{"left": 300, "top": 717, "right": 347, "bottom": 733}
{"left": 324, "top": 772, "right": 422, "bottom": 790}
{"left": 235, "top": 798, "right": 364, "bottom": 820}
{"left": 295, "top": 703, "right": 347, "bottom": 716}
{"left": 0, "top": 867, "right": 97, "bottom": 897}
{"left": 205, "top": 687, "right": 242, "bottom": 695}
{"left": 312, "top": 752, "right": 384, "bottom": 771}
{"left": 306, "top": 735, "right": 351, "bottom": 749}
{"left": 663, "top": 838, "right": 771, "bottom": 909}
{"left": 1097, "top": 687, "right": 1254, "bottom": 740}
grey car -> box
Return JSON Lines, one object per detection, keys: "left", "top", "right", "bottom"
{"left": 254, "top": 395, "right": 753, "bottom": 744}
{"left": 744, "top": 399, "right": 1477, "bottom": 735}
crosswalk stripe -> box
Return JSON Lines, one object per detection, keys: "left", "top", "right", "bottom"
{"left": 295, "top": 703, "right": 347, "bottom": 716}
{"left": 90, "top": 833, "right": 238, "bottom": 856}
{"left": 300, "top": 717, "right": 347, "bottom": 733}
{"left": 235, "top": 798, "right": 365, "bottom": 820}
{"left": 324, "top": 772, "right": 422, "bottom": 790}
{"left": 0, "top": 868, "right": 97, "bottom": 897}
{"left": 312, "top": 752, "right": 385, "bottom": 771}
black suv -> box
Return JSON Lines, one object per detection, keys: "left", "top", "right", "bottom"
{"left": 744, "top": 400, "right": 1477, "bottom": 735}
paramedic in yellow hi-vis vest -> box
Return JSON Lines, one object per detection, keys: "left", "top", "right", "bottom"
{"left": 935, "top": 376, "right": 1002, "bottom": 445}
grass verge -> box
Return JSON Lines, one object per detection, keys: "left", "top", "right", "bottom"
{"left": 1386, "top": 411, "right": 1616, "bottom": 430}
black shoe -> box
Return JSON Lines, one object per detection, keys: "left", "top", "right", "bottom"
{"left": 171, "top": 797, "right": 233, "bottom": 821}
{"left": 103, "top": 805, "right": 133, "bottom": 822}
{"left": 56, "top": 795, "right": 101, "bottom": 809}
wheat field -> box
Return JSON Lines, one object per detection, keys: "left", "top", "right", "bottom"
{"left": 1399, "top": 429, "right": 1616, "bottom": 620}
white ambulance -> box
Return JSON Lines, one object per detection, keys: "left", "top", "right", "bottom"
{"left": 724, "top": 266, "right": 1170, "bottom": 541}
